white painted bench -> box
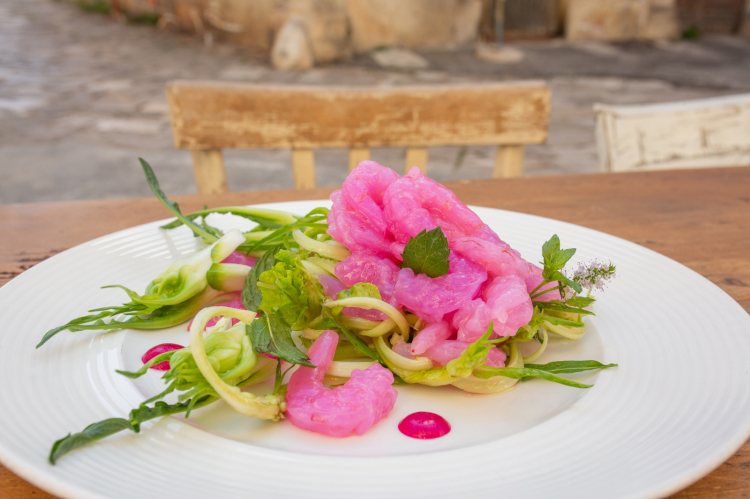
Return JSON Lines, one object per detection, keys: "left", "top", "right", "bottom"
{"left": 594, "top": 94, "right": 750, "bottom": 172}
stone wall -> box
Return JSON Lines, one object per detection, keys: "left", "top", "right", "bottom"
{"left": 741, "top": 0, "right": 750, "bottom": 38}
{"left": 81, "top": 0, "right": 484, "bottom": 64}
{"left": 566, "top": 0, "right": 679, "bottom": 41}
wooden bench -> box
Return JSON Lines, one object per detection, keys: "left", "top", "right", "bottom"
{"left": 595, "top": 94, "right": 750, "bottom": 173}
{"left": 167, "top": 81, "right": 551, "bottom": 193}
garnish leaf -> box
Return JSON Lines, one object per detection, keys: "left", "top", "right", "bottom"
{"left": 400, "top": 227, "right": 450, "bottom": 278}
{"left": 49, "top": 396, "right": 214, "bottom": 464}
{"left": 524, "top": 360, "right": 617, "bottom": 375}
{"left": 242, "top": 245, "right": 282, "bottom": 312}
{"left": 566, "top": 296, "right": 596, "bottom": 308}
{"left": 534, "top": 301, "right": 594, "bottom": 316}
{"left": 246, "top": 311, "right": 314, "bottom": 367}
{"left": 473, "top": 367, "right": 595, "bottom": 388}
{"left": 257, "top": 250, "right": 320, "bottom": 330}
{"left": 474, "top": 360, "right": 617, "bottom": 389}
{"left": 139, "top": 158, "right": 215, "bottom": 242}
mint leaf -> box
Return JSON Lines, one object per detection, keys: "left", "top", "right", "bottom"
{"left": 400, "top": 227, "right": 450, "bottom": 278}
{"left": 565, "top": 296, "right": 595, "bottom": 308}
{"left": 246, "top": 311, "right": 314, "bottom": 367}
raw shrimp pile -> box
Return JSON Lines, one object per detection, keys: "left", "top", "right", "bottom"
{"left": 326, "top": 162, "right": 559, "bottom": 368}
{"left": 46, "top": 159, "right": 616, "bottom": 464}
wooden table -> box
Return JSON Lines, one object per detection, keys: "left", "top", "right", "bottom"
{"left": 1, "top": 167, "right": 749, "bottom": 498}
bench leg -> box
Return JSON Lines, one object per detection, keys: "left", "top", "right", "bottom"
{"left": 493, "top": 145, "right": 525, "bottom": 178}
{"left": 349, "top": 148, "right": 370, "bottom": 172}
{"left": 292, "top": 149, "right": 316, "bottom": 189}
{"left": 191, "top": 149, "right": 228, "bottom": 194}
{"left": 406, "top": 147, "right": 428, "bottom": 174}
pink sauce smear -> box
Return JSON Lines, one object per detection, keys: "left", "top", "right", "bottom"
{"left": 142, "top": 343, "right": 184, "bottom": 371}
{"left": 398, "top": 412, "right": 451, "bottom": 439}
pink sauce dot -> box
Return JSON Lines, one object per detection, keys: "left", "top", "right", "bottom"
{"left": 398, "top": 412, "right": 451, "bottom": 439}
{"left": 142, "top": 343, "right": 184, "bottom": 371}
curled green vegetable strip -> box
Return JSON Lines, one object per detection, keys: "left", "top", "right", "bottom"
{"left": 292, "top": 230, "right": 351, "bottom": 261}
{"left": 109, "top": 229, "right": 246, "bottom": 309}
{"left": 452, "top": 342, "right": 523, "bottom": 394}
{"left": 374, "top": 335, "right": 433, "bottom": 371}
{"left": 189, "top": 306, "right": 286, "bottom": 420}
{"left": 323, "top": 297, "right": 409, "bottom": 337}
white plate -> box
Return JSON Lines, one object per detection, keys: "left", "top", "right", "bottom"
{"left": 1, "top": 201, "right": 750, "bottom": 499}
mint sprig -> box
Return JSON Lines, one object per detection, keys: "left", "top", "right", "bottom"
{"left": 400, "top": 227, "right": 450, "bottom": 278}
{"left": 246, "top": 311, "right": 314, "bottom": 367}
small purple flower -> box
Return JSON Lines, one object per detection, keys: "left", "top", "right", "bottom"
{"left": 563, "top": 260, "right": 617, "bottom": 297}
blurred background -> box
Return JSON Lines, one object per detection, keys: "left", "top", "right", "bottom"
{"left": 2, "top": 0, "right": 750, "bottom": 203}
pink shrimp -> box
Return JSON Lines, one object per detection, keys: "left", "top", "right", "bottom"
{"left": 393, "top": 252, "right": 487, "bottom": 323}
{"left": 451, "top": 236, "right": 533, "bottom": 279}
{"left": 382, "top": 167, "right": 487, "bottom": 245}
{"left": 326, "top": 162, "right": 400, "bottom": 259}
{"left": 452, "top": 274, "right": 533, "bottom": 341}
{"left": 285, "top": 331, "right": 398, "bottom": 437}
{"left": 411, "top": 320, "right": 454, "bottom": 355}
{"left": 333, "top": 254, "right": 401, "bottom": 320}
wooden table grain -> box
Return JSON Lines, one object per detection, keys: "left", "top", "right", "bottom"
{"left": 1, "top": 167, "right": 749, "bottom": 498}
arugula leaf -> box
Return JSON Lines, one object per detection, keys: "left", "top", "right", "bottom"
{"left": 246, "top": 311, "right": 314, "bottom": 367}
{"left": 524, "top": 360, "right": 617, "bottom": 375}
{"left": 139, "top": 158, "right": 215, "bottom": 242}
{"left": 473, "top": 367, "right": 595, "bottom": 388}
{"left": 400, "top": 227, "right": 450, "bottom": 278}
{"left": 49, "top": 396, "right": 214, "bottom": 464}
{"left": 474, "top": 360, "right": 617, "bottom": 389}
{"left": 37, "top": 286, "right": 220, "bottom": 348}
{"left": 242, "top": 245, "right": 282, "bottom": 312}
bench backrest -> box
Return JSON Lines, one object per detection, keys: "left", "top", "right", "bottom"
{"left": 595, "top": 94, "right": 750, "bottom": 173}
{"left": 167, "top": 81, "right": 551, "bottom": 193}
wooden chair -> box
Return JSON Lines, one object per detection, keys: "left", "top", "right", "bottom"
{"left": 595, "top": 94, "right": 750, "bottom": 172}
{"left": 166, "top": 81, "right": 551, "bottom": 194}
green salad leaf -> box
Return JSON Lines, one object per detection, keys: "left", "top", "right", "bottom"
{"left": 242, "top": 245, "right": 282, "bottom": 312}
{"left": 258, "top": 250, "right": 321, "bottom": 330}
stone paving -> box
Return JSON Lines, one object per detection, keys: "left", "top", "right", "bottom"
{"left": 2, "top": 0, "right": 750, "bottom": 203}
